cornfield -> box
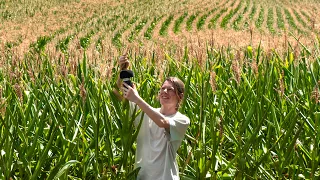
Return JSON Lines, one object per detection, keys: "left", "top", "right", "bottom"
{"left": 0, "top": 0, "right": 320, "bottom": 179}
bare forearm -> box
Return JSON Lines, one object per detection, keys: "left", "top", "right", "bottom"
{"left": 134, "top": 97, "right": 169, "bottom": 128}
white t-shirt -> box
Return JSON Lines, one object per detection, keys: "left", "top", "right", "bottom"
{"left": 131, "top": 104, "right": 190, "bottom": 180}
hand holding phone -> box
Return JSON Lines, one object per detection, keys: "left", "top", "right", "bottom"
{"left": 120, "top": 70, "right": 134, "bottom": 87}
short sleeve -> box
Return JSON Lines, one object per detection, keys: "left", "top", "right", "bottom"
{"left": 168, "top": 114, "right": 190, "bottom": 142}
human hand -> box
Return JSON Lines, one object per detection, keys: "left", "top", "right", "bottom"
{"left": 119, "top": 54, "right": 129, "bottom": 70}
{"left": 121, "top": 83, "right": 140, "bottom": 103}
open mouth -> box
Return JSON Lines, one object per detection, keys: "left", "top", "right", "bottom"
{"left": 161, "top": 95, "right": 170, "bottom": 99}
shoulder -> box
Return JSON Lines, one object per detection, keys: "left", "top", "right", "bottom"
{"left": 173, "top": 112, "right": 190, "bottom": 125}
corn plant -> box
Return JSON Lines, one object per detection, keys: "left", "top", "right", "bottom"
{"left": 255, "top": 6, "right": 264, "bottom": 29}
{"left": 144, "top": 16, "right": 163, "bottom": 39}
{"left": 284, "top": 8, "right": 305, "bottom": 35}
{"left": 174, "top": 12, "right": 188, "bottom": 33}
{"left": 276, "top": 7, "right": 285, "bottom": 30}
{"left": 292, "top": 9, "right": 309, "bottom": 30}
{"left": 30, "top": 36, "right": 52, "bottom": 55}
{"left": 112, "top": 31, "right": 123, "bottom": 48}
{"left": 249, "top": 2, "right": 256, "bottom": 20}
{"left": 57, "top": 35, "right": 74, "bottom": 58}
{"left": 197, "top": 8, "right": 217, "bottom": 30}
{"left": 231, "top": 0, "right": 249, "bottom": 30}
{"left": 208, "top": 8, "right": 228, "bottom": 29}
{"left": 300, "top": 10, "right": 311, "bottom": 24}
{"left": 159, "top": 15, "right": 174, "bottom": 36}
{"left": 220, "top": 0, "right": 242, "bottom": 29}
{"left": 128, "top": 18, "right": 148, "bottom": 42}
{"left": 267, "top": 7, "right": 276, "bottom": 34}
{"left": 186, "top": 13, "right": 198, "bottom": 31}
{"left": 95, "top": 35, "right": 105, "bottom": 53}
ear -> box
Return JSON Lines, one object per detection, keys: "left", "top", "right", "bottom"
{"left": 179, "top": 93, "right": 184, "bottom": 100}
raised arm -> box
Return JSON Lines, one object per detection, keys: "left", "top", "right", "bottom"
{"left": 112, "top": 55, "right": 130, "bottom": 99}
{"left": 121, "top": 83, "right": 170, "bottom": 129}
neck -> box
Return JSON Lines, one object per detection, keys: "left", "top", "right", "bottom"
{"left": 160, "top": 105, "right": 177, "bottom": 116}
